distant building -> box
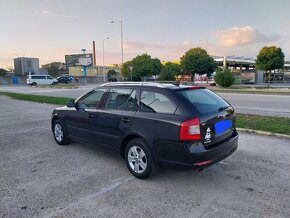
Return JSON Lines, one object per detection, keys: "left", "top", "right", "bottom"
{"left": 68, "top": 65, "right": 121, "bottom": 77}
{"left": 164, "top": 56, "right": 290, "bottom": 84}
{"left": 14, "top": 57, "right": 39, "bottom": 75}
{"left": 39, "top": 68, "right": 48, "bottom": 75}
{"left": 213, "top": 56, "right": 290, "bottom": 84}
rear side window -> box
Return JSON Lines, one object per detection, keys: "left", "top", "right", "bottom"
{"left": 178, "top": 89, "right": 230, "bottom": 115}
{"left": 140, "top": 90, "right": 177, "bottom": 114}
{"left": 103, "top": 88, "right": 137, "bottom": 111}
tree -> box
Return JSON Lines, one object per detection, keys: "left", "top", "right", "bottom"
{"left": 180, "top": 47, "right": 216, "bottom": 81}
{"left": 41, "top": 62, "right": 67, "bottom": 77}
{"left": 214, "top": 68, "right": 235, "bottom": 87}
{"left": 121, "top": 61, "right": 132, "bottom": 79}
{"left": 121, "top": 54, "right": 162, "bottom": 81}
{"left": 152, "top": 58, "right": 162, "bottom": 77}
{"left": 159, "top": 62, "right": 181, "bottom": 81}
{"left": 107, "top": 69, "right": 118, "bottom": 77}
{"left": 0, "top": 68, "right": 8, "bottom": 76}
{"left": 256, "top": 46, "right": 285, "bottom": 87}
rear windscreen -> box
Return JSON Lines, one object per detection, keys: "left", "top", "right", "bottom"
{"left": 178, "top": 89, "right": 230, "bottom": 114}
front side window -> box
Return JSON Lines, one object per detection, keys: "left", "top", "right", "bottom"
{"left": 47, "top": 76, "right": 53, "bottom": 80}
{"left": 77, "top": 88, "right": 107, "bottom": 110}
{"left": 103, "top": 88, "right": 137, "bottom": 111}
{"left": 140, "top": 90, "right": 177, "bottom": 114}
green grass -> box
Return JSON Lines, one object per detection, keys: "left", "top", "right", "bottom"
{"left": 0, "top": 92, "right": 72, "bottom": 105}
{"left": 213, "top": 89, "right": 290, "bottom": 95}
{"left": 208, "top": 86, "right": 290, "bottom": 95}
{"left": 1, "top": 91, "right": 289, "bottom": 135}
{"left": 236, "top": 114, "right": 290, "bottom": 135}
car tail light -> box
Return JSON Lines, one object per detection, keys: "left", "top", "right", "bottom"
{"left": 180, "top": 118, "right": 201, "bottom": 140}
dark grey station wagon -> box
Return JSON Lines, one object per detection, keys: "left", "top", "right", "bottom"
{"left": 51, "top": 82, "right": 238, "bottom": 179}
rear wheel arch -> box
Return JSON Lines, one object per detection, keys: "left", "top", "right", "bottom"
{"left": 124, "top": 137, "right": 157, "bottom": 179}
{"left": 120, "top": 134, "right": 151, "bottom": 159}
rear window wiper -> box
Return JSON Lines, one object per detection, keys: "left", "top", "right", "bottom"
{"left": 218, "top": 106, "right": 230, "bottom": 111}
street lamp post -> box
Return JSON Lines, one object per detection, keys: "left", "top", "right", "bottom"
{"left": 129, "top": 65, "right": 133, "bottom": 81}
{"left": 81, "top": 48, "right": 87, "bottom": 78}
{"left": 110, "top": 20, "right": 124, "bottom": 65}
{"left": 102, "top": 37, "right": 110, "bottom": 66}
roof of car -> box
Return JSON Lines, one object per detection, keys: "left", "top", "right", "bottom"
{"left": 100, "top": 82, "right": 204, "bottom": 90}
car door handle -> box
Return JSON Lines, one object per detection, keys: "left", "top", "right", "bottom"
{"left": 122, "top": 117, "right": 130, "bottom": 123}
{"left": 88, "top": 113, "right": 94, "bottom": 118}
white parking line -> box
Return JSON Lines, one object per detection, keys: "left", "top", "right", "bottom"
{"left": 43, "top": 176, "right": 134, "bottom": 218}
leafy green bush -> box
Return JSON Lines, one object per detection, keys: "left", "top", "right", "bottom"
{"left": 159, "top": 62, "right": 181, "bottom": 81}
{"left": 214, "top": 68, "right": 235, "bottom": 87}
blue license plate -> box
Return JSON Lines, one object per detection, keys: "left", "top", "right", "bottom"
{"left": 215, "top": 120, "right": 232, "bottom": 136}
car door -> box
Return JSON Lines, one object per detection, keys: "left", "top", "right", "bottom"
{"left": 37, "top": 76, "right": 43, "bottom": 84}
{"left": 133, "top": 89, "right": 182, "bottom": 151}
{"left": 87, "top": 87, "right": 138, "bottom": 150}
{"left": 40, "top": 75, "right": 46, "bottom": 85}
{"left": 46, "top": 75, "right": 54, "bottom": 84}
{"left": 65, "top": 88, "right": 108, "bottom": 142}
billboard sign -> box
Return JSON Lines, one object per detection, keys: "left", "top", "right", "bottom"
{"left": 65, "top": 54, "right": 93, "bottom": 67}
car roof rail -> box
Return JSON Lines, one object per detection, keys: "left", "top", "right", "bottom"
{"left": 100, "top": 81, "right": 203, "bottom": 89}
{"left": 100, "top": 82, "right": 174, "bottom": 88}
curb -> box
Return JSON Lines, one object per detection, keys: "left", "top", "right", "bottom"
{"left": 237, "top": 128, "right": 290, "bottom": 139}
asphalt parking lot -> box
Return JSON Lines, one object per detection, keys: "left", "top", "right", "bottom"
{"left": 0, "top": 95, "right": 290, "bottom": 218}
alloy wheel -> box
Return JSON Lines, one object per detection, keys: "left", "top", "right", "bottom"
{"left": 54, "top": 123, "right": 63, "bottom": 142}
{"left": 128, "top": 146, "right": 147, "bottom": 173}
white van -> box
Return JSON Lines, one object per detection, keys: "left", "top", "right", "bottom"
{"left": 26, "top": 75, "right": 58, "bottom": 86}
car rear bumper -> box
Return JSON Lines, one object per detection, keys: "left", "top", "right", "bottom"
{"left": 153, "top": 131, "right": 238, "bottom": 169}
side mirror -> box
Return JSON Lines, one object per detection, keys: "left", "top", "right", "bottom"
{"left": 66, "top": 99, "right": 76, "bottom": 108}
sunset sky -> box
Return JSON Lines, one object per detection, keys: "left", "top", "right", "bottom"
{"left": 1, "top": 0, "right": 290, "bottom": 68}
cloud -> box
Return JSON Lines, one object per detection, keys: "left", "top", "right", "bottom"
{"left": 123, "top": 41, "right": 168, "bottom": 50}
{"left": 33, "top": 9, "right": 76, "bottom": 18}
{"left": 215, "top": 26, "right": 280, "bottom": 47}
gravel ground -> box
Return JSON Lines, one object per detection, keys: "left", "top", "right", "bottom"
{"left": 0, "top": 95, "right": 289, "bottom": 218}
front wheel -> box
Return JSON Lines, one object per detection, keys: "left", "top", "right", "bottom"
{"left": 125, "top": 138, "right": 156, "bottom": 179}
{"left": 52, "top": 120, "right": 70, "bottom": 145}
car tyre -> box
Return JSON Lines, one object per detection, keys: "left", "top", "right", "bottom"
{"left": 125, "top": 138, "right": 156, "bottom": 179}
{"left": 52, "top": 119, "right": 70, "bottom": 145}
{"left": 32, "top": 82, "right": 37, "bottom": 86}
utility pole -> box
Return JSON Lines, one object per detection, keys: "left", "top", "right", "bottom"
{"left": 110, "top": 20, "right": 124, "bottom": 65}
{"left": 102, "top": 37, "right": 109, "bottom": 66}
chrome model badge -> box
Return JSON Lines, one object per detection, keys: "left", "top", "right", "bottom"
{"left": 205, "top": 127, "right": 211, "bottom": 142}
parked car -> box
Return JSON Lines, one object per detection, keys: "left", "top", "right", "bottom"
{"left": 56, "top": 75, "right": 72, "bottom": 84}
{"left": 27, "top": 75, "right": 58, "bottom": 86}
{"left": 108, "top": 77, "right": 117, "bottom": 82}
{"left": 51, "top": 82, "right": 238, "bottom": 179}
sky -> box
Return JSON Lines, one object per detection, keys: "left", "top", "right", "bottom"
{"left": 1, "top": 0, "right": 290, "bottom": 68}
